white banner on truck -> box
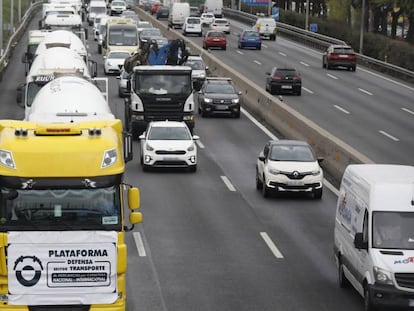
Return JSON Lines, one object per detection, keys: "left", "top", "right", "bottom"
{"left": 8, "top": 231, "right": 118, "bottom": 305}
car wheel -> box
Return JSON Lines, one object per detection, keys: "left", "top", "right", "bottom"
{"left": 322, "top": 60, "right": 326, "bottom": 68}
{"left": 327, "top": 62, "right": 331, "bottom": 70}
{"left": 351, "top": 65, "right": 356, "bottom": 71}
{"left": 338, "top": 258, "right": 349, "bottom": 288}
{"left": 297, "top": 89, "right": 302, "bottom": 96}
{"left": 142, "top": 164, "right": 150, "bottom": 172}
{"left": 201, "top": 109, "right": 208, "bottom": 118}
{"left": 199, "top": 32, "right": 202, "bottom": 37}
{"left": 189, "top": 165, "right": 197, "bottom": 173}
{"left": 256, "top": 169, "right": 263, "bottom": 190}
{"left": 262, "top": 175, "right": 271, "bottom": 198}
{"left": 270, "top": 85, "right": 276, "bottom": 95}
{"left": 364, "top": 285, "right": 376, "bottom": 311}
{"left": 257, "top": 45, "right": 261, "bottom": 50}
{"left": 238, "top": 42, "right": 242, "bottom": 49}
{"left": 233, "top": 111, "right": 240, "bottom": 118}
{"left": 313, "top": 188, "right": 322, "bottom": 199}
{"left": 223, "top": 46, "right": 226, "bottom": 50}
{"left": 203, "top": 43, "right": 207, "bottom": 49}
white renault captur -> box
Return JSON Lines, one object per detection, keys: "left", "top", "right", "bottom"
{"left": 256, "top": 140, "right": 324, "bottom": 199}
{"left": 139, "top": 121, "right": 199, "bottom": 172}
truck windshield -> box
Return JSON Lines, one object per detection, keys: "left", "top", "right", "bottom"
{"left": 108, "top": 27, "right": 137, "bottom": 46}
{"left": 0, "top": 187, "right": 121, "bottom": 231}
{"left": 135, "top": 73, "right": 191, "bottom": 95}
{"left": 26, "top": 82, "right": 45, "bottom": 107}
{"left": 372, "top": 211, "right": 414, "bottom": 250}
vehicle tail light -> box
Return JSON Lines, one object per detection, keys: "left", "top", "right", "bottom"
{"left": 212, "top": 23, "right": 216, "bottom": 26}
{"left": 292, "top": 76, "right": 301, "bottom": 81}
{"left": 272, "top": 76, "right": 282, "bottom": 80}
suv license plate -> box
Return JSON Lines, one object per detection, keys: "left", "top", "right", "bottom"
{"left": 281, "top": 85, "right": 292, "bottom": 89}
{"left": 287, "top": 180, "right": 304, "bottom": 186}
{"left": 215, "top": 105, "right": 228, "bottom": 110}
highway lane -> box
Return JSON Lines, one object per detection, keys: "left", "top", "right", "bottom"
{"left": 0, "top": 12, "right": 366, "bottom": 311}
{"left": 151, "top": 15, "right": 414, "bottom": 166}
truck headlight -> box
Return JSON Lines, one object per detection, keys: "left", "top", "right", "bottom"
{"left": 0, "top": 150, "right": 16, "bottom": 169}
{"left": 232, "top": 98, "right": 239, "bottom": 104}
{"left": 374, "top": 266, "right": 394, "bottom": 285}
{"left": 204, "top": 98, "right": 212, "bottom": 103}
{"left": 101, "top": 148, "right": 118, "bottom": 168}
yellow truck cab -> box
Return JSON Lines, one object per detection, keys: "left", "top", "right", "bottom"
{"left": 103, "top": 17, "right": 139, "bottom": 57}
{"left": 0, "top": 119, "right": 140, "bottom": 310}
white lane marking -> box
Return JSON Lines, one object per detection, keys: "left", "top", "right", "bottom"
{"left": 196, "top": 140, "right": 205, "bottom": 149}
{"left": 300, "top": 61, "right": 310, "bottom": 67}
{"left": 241, "top": 108, "right": 338, "bottom": 193}
{"left": 133, "top": 232, "right": 147, "bottom": 257}
{"left": 324, "top": 180, "right": 339, "bottom": 196}
{"left": 358, "top": 88, "right": 373, "bottom": 96}
{"left": 254, "top": 60, "right": 262, "bottom": 65}
{"left": 237, "top": 50, "right": 243, "bottom": 55}
{"left": 357, "top": 67, "right": 414, "bottom": 92}
{"left": 278, "top": 52, "right": 287, "bottom": 57}
{"left": 302, "top": 87, "right": 313, "bottom": 94}
{"left": 334, "top": 105, "right": 350, "bottom": 114}
{"left": 262, "top": 44, "right": 268, "bottom": 48}
{"left": 241, "top": 108, "right": 277, "bottom": 140}
{"left": 402, "top": 107, "right": 414, "bottom": 115}
{"left": 221, "top": 175, "right": 236, "bottom": 192}
{"left": 327, "top": 73, "right": 338, "bottom": 80}
{"left": 260, "top": 232, "right": 284, "bottom": 259}
{"left": 379, "top": 130, "right": 399, "bottom": 141}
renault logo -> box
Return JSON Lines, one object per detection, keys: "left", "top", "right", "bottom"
{"left": 292, "top": 171, "right": 299, "bottom": 177}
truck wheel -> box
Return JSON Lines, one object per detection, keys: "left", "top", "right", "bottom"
{"left": 364, "top": 285, "right": 376, "bottom": 311}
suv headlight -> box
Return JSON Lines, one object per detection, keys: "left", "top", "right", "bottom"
{"left": 311, "top": 169, "right": 321, "bottom": 176}
{"left": 146, "top": 143, "right": 154, "bottom": 151}
{"left": 268, "top": 167, "right": 281, "bottom": 175}
{"left": 187, "top": 143, "right": 195, "bottom": 152}
{"left": 232, "top": 98, "right": 239, "bottom": 104}
{"left": 204, "top": 98, "right": 212, "bottom": 103}
{"left": 373, "top": 266, "right": 394, "bottom": 285}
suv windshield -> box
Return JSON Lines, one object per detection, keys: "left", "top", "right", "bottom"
{"left": 148, "top": 126, "right": 191, "bottom": 140}
{"left": 205, "top": 82, "right": 235, "bottom": 94}
{"left": 269, "top": 145, "right": 315, "bottom": 161}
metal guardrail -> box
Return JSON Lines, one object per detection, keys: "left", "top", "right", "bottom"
{"left": 0, "top": 0, "right": 44, "bottom": 81}
{"left": 223, "top": 8, "right": 414, "bottom": 84}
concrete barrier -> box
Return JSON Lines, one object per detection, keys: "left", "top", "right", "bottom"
{"left": 135, "top": 7, "right": 375, "bottom": 187}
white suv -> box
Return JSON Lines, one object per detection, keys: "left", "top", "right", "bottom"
{"left": 256, "top": 140, "right": 324, "bottom": 199}
{"left": 182, "top": 17, "right": 202, "bottom": 36}
{"left": 139, "top": 121, "right": 199, "bottom": 172}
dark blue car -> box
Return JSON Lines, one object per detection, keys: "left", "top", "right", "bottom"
{"left": 238, "top": 30, "right": 261, "bottom": 50}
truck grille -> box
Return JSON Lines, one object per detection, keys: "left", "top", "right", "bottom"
{"left": 395, "top": 273, "right": 414, "bottom": 289}
{"left": 144, "top": 100, "right": 184, "bottom": 121}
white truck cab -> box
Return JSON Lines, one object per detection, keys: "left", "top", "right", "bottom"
{"left": 334, "top": 164, "right": 414, "bottom": 311}
{"left": 28, "top": 76, "right": 114, "bottom": 123}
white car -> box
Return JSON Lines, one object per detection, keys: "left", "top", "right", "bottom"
{"left": 110, "top": 0, "right": 126, "bottom": 15}
{"left": 103, "top": 50, "right": 130, "bottom": 74}
{"left": 210, "top": 18, "right": 230, "bottom": 34}
{"left": 256, "top": 140, "right": 324, "bottom": 199}
{"left": 183, "top": 55, "right": 208, "bottom": 91}
{"left": 200, "top": 13, "right": 214, "bottom": 26}
{"left": 139, "top": 121, "right": 199, "bottom": 172}
{"left": 182, "top": 17, "right": 202, "bottom": 36}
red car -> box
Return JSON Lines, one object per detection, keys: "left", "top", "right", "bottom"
{"left": 151, "top": 2, "right": 161, "bottom": 14}
{"left": 322, "top": 44, "right": 357, "bottom": 71}
{"left": 203, "top": 31, "right": 227, "bottom": 50}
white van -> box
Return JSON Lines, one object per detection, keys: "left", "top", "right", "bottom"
{"left": 334, "top": 164, "right": 414, "bottom": 311}
{"left": 253, "top": 17, "right": 276, "bottom": 41}
{"left": 168, "top": 2, "right": 190, "bottom": 29}
{"left": 87, "top": 0, "right": 107, "bottom": 25}
{"left": 203, "top": 0, "right": 222, "bottom": 18}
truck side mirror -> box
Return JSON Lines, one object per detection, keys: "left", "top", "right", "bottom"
{"left": 88, "top": 60, "right": 98, "bottom": 78}
{"left": 126, "top": 80, "right": 131, "bottom": 92}
{"left": 123, "top": 131, "right": 133, "bottom": 162}
{"left": 16, "top": 84, "right": 24, "bottom": 105}
{"left": 354, "top": 232, "right": 368, "bottom": 250}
